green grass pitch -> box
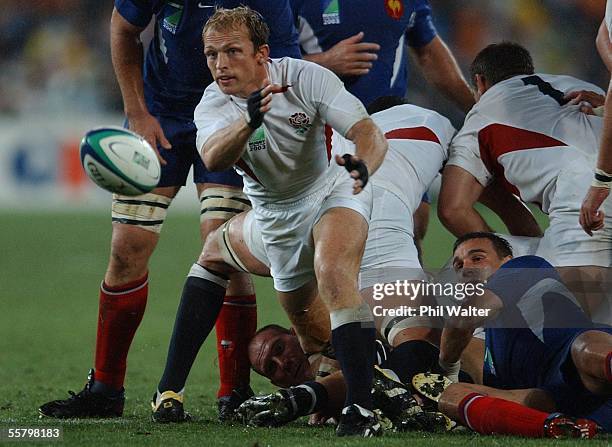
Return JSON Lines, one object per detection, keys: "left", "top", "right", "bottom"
{"left": 0, "top": 206, "right": 608, "bottom": 446}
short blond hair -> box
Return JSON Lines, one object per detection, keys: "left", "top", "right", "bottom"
{"left": 202, "top": 6, "right": 270, "bottom": 50}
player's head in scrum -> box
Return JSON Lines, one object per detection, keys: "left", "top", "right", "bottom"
{"left": 452, "top": 232, "right": 513, "bottom": 283}
{"left": 469, "top": 42, "right": 535, "bottom": 100}
{"left": 202, "top": 6, "right": 270, "bottom": 97}
{"left": 248, "top": 324, "right": 314, "bottom": 388}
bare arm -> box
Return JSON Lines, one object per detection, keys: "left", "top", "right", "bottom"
{"left": 439, "top": 327, "right": 474, "bottom": 365}
{"left": 580, "top": 22, "right": 612, "bottom": 234}
{"left": 201, "top": 118, "right": 253, "bottom": 172}
{"left": 411, "top": 36, "right": 475, "bottom": 113}
{"left": 110, "top": 8, "right": 171, "bottom": 161}
{"left": 346, "top": 118, "right": 387, "bottom": 174}
{"left": 440, "top": 291, "right": 502, "bottom": 364}
{"left": 202, "top": 83, "right": 281, "bottom": 171}
{"left": 597, "top": 85, "right": 612, "bottom": 174}
{"left": 479, "top": 180, "right": 543, "bottom": 237}
{"left": 438, "top": 165, "right": 490, "bottom": 237}
{"left": 597, "top": 21, "right": 612, "bottom": 72}
{"left": 413, "top": 201, "right": 430, "bottom": 265}
{"left": 335, "top": 118, "right": 388, "bottom": 194}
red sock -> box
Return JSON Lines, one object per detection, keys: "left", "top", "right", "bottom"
{"left": 94, "top": 274, "right": 148, "bottom": 390}
{"left": 215, "top": 294, "right": 256, "bottom": 398}
{"left": 606, "top": 352, "right": 612, "bottom": 382}
{"left": 458, "top": 393, "right": 548, "bottom": 437}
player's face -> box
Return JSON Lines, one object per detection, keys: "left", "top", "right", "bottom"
{"left": 452, "top": 238, "right": 510, "bottom": 282}
{"left": 204, "top": 25, "right": 269, "bottom": 98}
{"left": 248, "top": 329, "right": 314, "bottom": 387}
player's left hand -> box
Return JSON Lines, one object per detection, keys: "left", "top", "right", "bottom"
{"left": 564, "top": 90, "right": 605, "bottom": 115}
{"left": 236, "top": 391, "right": 296, "bottom": 427}
{"left": 336, "top": 153, "right": 369, "bottom": 194}
{"left": 579, "top": 186, "right": 609, "bottom": 236}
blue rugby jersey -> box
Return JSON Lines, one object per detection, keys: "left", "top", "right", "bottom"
{"left": 290, "top": 0, "right": 437, "bottom": 106}
{"left": 115, "top": 0, "right": 301, "bottom": 118}
{"left": 482, "top": 256, "right": 594, "bottom": 389}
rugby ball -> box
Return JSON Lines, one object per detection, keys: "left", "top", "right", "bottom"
{"left": 80, "top": 126, "right": 161, "bottom": 196}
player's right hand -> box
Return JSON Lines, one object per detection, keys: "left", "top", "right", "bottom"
{"left": 127, "top": 112, "right": 172, "bottom": 165}
{"left": 324, "top": 32, "right": 380, "bottom": 77}
{"left": 564, "top": 90, "right": 605, "bottom": 115}
{"left": 579, "top": 186, "right": 609, "bottom": 236}
{"left": 236, "top": 391, "right": 297, "bottom": 427}
{"left": 245, "top": 81, "right": 287, "bottom": 129}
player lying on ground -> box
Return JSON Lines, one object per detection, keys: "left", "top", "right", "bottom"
{"left": 233, "top": 232, "right": 544, "bottom": 428}
{"left": 438, "top": 41, "right": 611, "bottom": 322}
{"left": 431, "top": 232, "right": 612, "bottom": 438}
{"left": 150, "top": 94, "right": 457, "bottom": 437}
{"left": 237, "top": 322, "right": 482, "bottom": 431}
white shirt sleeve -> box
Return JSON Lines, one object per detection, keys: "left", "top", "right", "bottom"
{"left": 447, "top": 117, "right": 492, "bottom": 187}
{"left": 295, "top": 61, "right": 368, "bottom": 136}
{"left": 194, "top": 86, "right": 235, "bottom": 152}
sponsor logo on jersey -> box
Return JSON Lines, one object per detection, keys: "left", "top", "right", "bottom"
{"left": 385, "top": 0, "right": 404, "bottom": 20}
{"left": 322, "top": 0, "right": 340, "bottom": 25}
{"left": 248, "top": 127, "right": 266, "bottom": 152}
{"left": 289, "top": 112, "right": 312, "bottom": 135}
{"left": 162, "top": 2, "right": 184, "bottom": 34}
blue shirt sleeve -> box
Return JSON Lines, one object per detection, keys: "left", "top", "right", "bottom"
{"left": 485, "top": 256, "right": 559, "bottom": 307}
{"left": 405, "top": 0, "right": 437, "bottom": 48}
{"left": 248, "top": 0, "right": 302, "bottom": 59}
{"left": 114, "top": 0, "right": 155, "bottom": 28}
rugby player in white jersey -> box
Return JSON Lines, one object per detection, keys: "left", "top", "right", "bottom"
{"left": 581, "top": 1, "right": 612, "bottom": 236}
{"left": 150, "top": 6, "right": 387, "bottom": 437}
{"left": 437, "top": 42, "right": 611, "bottom": 320}
{"left": 199, "top": 97, "right": 462, "bottom": 431}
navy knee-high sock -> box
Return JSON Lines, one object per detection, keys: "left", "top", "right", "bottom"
{"left": 385, "top": 340, "right": 439, "bottom": 385}
{"left": 332, "top": 321, "right": 376, "bottom": 410}
{"left": 158, "top": 268, "right": 226, "bottom": 392}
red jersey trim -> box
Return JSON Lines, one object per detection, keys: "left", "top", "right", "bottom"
{"left": 324, "top": 124, "right": 333, "bottom": 163}
{"left": 477, "top": 123, "right": 567, "bottom": 196}
{"left": 384, "top": 127, "right": 440, "bottom": 145}
{"left": 235, "top": 158, "right": 262, "bottom": 185}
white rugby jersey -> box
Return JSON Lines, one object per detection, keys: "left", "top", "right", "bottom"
{"left": 448, "top": 73, "right": 604, "bottom": 213}
{"left": 195, "top": 57, "right": 367, "bottom": 202}
{"left": 332, "top": 104, "right": 455, "bottom": 211}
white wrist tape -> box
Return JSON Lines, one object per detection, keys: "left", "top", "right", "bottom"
{"left": 592, "top": 168, "right": 612, "bottom": 189}
{"left": 439, "top": 358, "right": 461, "bottom": 382}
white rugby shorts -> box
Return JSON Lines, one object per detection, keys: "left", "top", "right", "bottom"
{"left": 359, "top": 185, "right": 426, "bottom": 290}
{"left": 536, "top": 169, "right": 612, "bottom": 267}
{"left": 242, "top": 166, "right": 373, "bottom": 292}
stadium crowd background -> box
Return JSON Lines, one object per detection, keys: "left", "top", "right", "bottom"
{"left": 0, "top": 0, "right": 608, "bottom": 122}
{"left": 0, "top": 1, "right": 609, "bottom": 211}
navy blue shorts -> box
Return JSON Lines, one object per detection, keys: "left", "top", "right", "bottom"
{"left": 128, "top": 115, "right": 243, "bottom": 188}
{"left": 484, "top": 327, "right": 612, "bottom": 432}
{"left": 540, "top": 328, "right": 612, "bottom": 432}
